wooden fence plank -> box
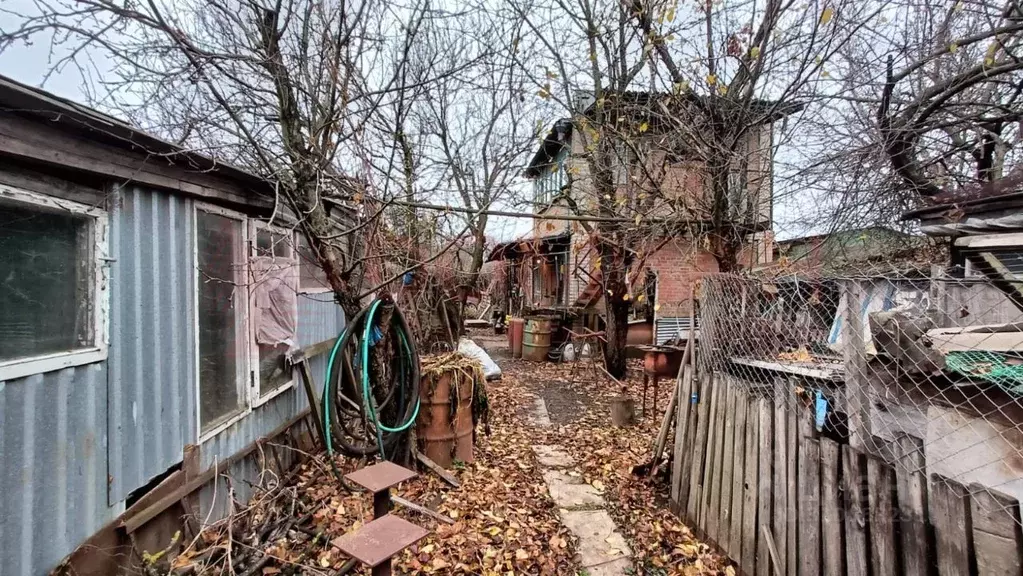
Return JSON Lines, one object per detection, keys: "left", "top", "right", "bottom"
{"left": 819, "top": 439, "right": 842, "bottom": 576}
{"left": 742, "top": 400, "right": 760, "bottom": 576}
{"left": 797, "top": 439, "right": 820, "bottom": 576}
{"left": 968, "top": 484, "right": 1022, "bottom": 576}
{"left": 756, "top": 398, "right": 773, "bottom": 576}
{"left": 700, "top": 377, "right": 721, "bottom": 534}
{"left": 930, "top": 475, "right": 972, "bottom": 576}
{"left": 676, "top": 366, "right": 697, "bottom": 512}
{"left": 867, "top": 457, "right": 897, "bottom": 576}
{"left": 687, "top": 373, "right": 712, "bottom": 524}
{"left": 669, "top": 365, "right": 691, "bottom": 510}
{"left": 842, "top": 445, "right": 868, "bottom": 576}
{"left": 786, "top": 397, "right": 798, "bottom": 576}
{"left": 894, "top": 434, "right": 928, "bottom": 576}
{"left": 729, "top": 389, "right": 749, "bottom": 562}
{"left": 716, "top": 382, "right": 737, "bottom": 545}
{"left": 772, "top": 381, "right": 788, "bottom": 576}
{"left": 706, "top": 379, "right": 727, "bottom": 543}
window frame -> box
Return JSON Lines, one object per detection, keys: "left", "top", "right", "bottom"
{"left": 194, "top": 202, "right": 253, "bottom": 443}
{"left": 0, "top": 184, "right": 109, "bottom": 381}
{"left": 248, "top": 219, "right": 298, "bottom": 407}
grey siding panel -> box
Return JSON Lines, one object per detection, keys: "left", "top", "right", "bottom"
{"left": 297, "top": 293, "right": 345, "bottom": 346}
{"left": 108, "top": 186, "right": 197, "bottom": 503}
{"left": 0, "top": 364, "right": 123, "bottom": 576}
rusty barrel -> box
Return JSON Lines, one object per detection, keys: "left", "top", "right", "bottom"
{"left": 509, "top": 318, "right": 525, "bottom": 358}
{"left": 417, "top": 370, "right": 474, "bottom": 468}
{"left": 522, "top": 317, "right": 552, "bottom": 362}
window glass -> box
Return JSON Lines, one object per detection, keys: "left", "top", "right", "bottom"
{"left": 256, "top": 228, "right": 292, "bottom": 258}
{"left": 197, "top": 210, "right": 246, "bottom": 429}
{"left": 296, "top": 235, "right": 332, "bottom": 292}
{"left": 0, "top": 202, "right": 92, "bottom": 362}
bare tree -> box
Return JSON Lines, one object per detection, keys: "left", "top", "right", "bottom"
{"left": 1, "top": 0, "right": 471, "bottom": 318}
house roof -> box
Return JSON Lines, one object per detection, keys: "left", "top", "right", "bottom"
{"left": 523, "top": 90, "right": 802, "bottom": 179}
{"left": 0, "top": 74, "right": 272, "bottom": 198}
{"left": 902, "top": 167, "right": 1023, "bottom": 224}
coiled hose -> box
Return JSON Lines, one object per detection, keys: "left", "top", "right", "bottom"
{"left": 322, "top": 297, "right": 421, "bottom": 460}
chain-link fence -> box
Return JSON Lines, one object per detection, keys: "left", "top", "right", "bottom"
{"left": 696, "top": 265, "right": 1023, "bottom": 533}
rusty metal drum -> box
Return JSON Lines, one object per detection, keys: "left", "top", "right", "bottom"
{"left": 522, "top": 317, "right": 552, "bottom": 361}
{"left": 417, "top": 370, "right": 474, "bottom": 469}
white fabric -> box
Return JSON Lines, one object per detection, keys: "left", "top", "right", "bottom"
{"left": 458, "top": 337, "right": 502, "bottom": 380}
{"left": 250, "top": 256, "right": 298, "bottom": 346}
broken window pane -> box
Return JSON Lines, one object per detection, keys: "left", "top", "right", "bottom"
{"left": 197, "top": 210, "right": 246, "bottom": 430}
{"left": 0, "top": 202, "right": 92, "bottom": 363}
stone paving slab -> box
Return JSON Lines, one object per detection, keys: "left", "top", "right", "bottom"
{"left": 530, "top": 397, "right": 552, "bottom": 427}
{"left": 542, "top": 470, "right": 605, "bottom": 509}
{"left": 532, "top": 445, "right": 575, "bottom": 468}
{"left": 560, "top": 509, "right": 633, "bottom": 570}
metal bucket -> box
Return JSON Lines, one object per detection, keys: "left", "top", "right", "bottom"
{"left": 417, "top": 370, "right": 474, "bottom": 468}
{"left": 522, "top": 318, "right": 552, "bottom": 362}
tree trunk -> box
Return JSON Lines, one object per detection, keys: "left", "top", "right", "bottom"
{"left": 602, "top": 248, "right": 630, "bottom": 379}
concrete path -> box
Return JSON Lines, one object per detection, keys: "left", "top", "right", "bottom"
{"left": 526, "top": 395, "right": 633, "bottom": 576}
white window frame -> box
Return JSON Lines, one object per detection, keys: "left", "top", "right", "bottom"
{"left": 248, "top": 219, "right": 298, "bottom": 407}
{"left": 0, "top": 184, "right": 109, "bottom": 381}
{"left": 195, "top": 203, "right": 253, "bottom": 443}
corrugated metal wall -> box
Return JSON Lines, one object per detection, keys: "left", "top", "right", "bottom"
{"left": 107, "top": 186, "right": 198, "bottom": 504}
{"left": 0, "top": 180, "right": 346, "bottom": 575}
{"left": 198, "top": 294, "right": 342, "bottom": 519}
{"left": 0, "top": 364, "right": 123, "bottom": 576}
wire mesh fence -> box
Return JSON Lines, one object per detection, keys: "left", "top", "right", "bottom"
{"left": 696, "top": 265, "right": 1023, "bottom": 530}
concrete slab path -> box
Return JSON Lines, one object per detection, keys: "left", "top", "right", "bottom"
{"left": 527, "top": 397, "right": 633, "bottom": 575}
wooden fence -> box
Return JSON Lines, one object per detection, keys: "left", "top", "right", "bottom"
{"left": 669, "top": 373, "right": 1023, "bottom": 576}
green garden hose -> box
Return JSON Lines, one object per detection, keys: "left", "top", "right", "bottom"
{"left": 322, "top": 297, "right": 421, "bottom": 460}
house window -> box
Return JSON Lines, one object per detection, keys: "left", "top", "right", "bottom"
{"left": 0, "top": 186, "right": 108, "bottom": 380}
{"left": 196, "top": 208, "right": 249, "bottom": 432}
{"left": 249, "top": 221, "right": 298, "bottom": 400}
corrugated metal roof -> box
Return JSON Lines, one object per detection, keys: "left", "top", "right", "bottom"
{"left": 0, "top": 364, "right": 123, "bottom": 576}
{"left": 107, "top": 186, "right": 198, "bottom": 504}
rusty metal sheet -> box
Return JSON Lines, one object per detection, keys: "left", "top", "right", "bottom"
{"left": 332, "top": 514, "right": 429, "bottom": 567}
{"left": 345, "top": 461, "right": 417, "bottom": 493}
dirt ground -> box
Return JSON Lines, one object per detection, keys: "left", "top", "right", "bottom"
{"left": 170, "top": 330, "right": 723, "bottom": 575}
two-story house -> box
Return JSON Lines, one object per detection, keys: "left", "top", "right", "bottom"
{"left": 490, "top": 91, "right": 791, "bottom": 344}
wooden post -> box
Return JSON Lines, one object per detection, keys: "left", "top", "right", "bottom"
{"left": 930, "top": 475, "right": 972, "bottom": 576}
{"left": 843, "top": 280, "right": 872, "bottom": 451}
{"left": 756, "top": 398, "right": 773, "bottom": 576}
{"left": 894, "top": 434, "right": 928, "bottom": 576}
{"left": 700, "top": 376, "right": 721, "bottom": 533}
{"left": 742, "top": 401, "right": 759, "bottom": 576}
{"left": 729, "top": 389, "right": 749, "bottom": 561}
{"left": 867, "top": 457, "right": 897, "bottom": 576}
{"left": 717, "top": 380, "right": 737, "bottom": 543}
{"left": 797, "top": 439, "right": 821, "bottom": 576}
{"left": 687, "top": 373, "right": 712, "bottom": 523}
{"left": 842, "top": 445, "right": 869, "bottom": 576}
{"left": 786, "top": 393, "right": 798, "bottom": 576}
{"left": 772, "top": 380, "right": 789, "bottom": 576}
{"left": 819, "top": 439, "right": 842, "bottom": 576}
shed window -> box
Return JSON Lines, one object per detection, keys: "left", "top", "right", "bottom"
{"left": 0, "top": 187, "right": 108, "bottom": 380}
{"left": 196, "top": 208, "right": 248, "bottom": 431}
{"left": 296, "top": 235, "right": 333, "bottom": 293}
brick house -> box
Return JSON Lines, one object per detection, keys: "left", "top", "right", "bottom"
{"left": 490, "top": 92, "right": 789, "bottom": 343}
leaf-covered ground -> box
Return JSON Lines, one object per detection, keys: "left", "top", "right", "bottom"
{"left": 172, "top": 334, "right": 725, "bottom": 575}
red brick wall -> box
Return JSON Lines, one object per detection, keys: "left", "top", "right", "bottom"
{"left": 637, "top": 241, "right": 720, "bottom": 317}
